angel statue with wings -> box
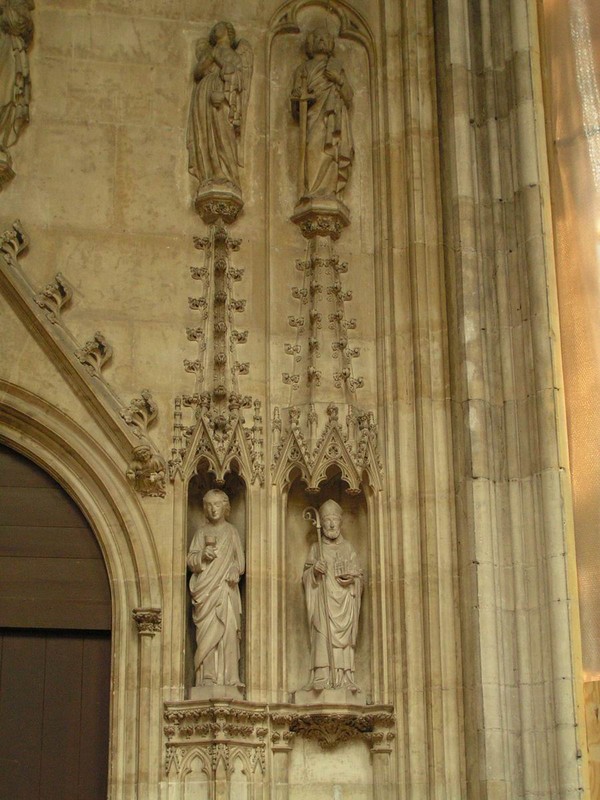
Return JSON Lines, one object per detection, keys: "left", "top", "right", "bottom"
{"left": 187, "top": 21, "right": 253, "bottom": 219}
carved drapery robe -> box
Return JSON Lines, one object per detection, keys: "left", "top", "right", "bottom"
{"left": 0, "top": 0, "right": 33, "bottom": 150}
{"left": 303, "top": 536, "right": 362, "bottom": 686}
{"left": 187, "top": 43, "right": 244, "bottom": 191}
{"left": 188, "top": 522, "right": 244, "bottom": 686}
{"left": 292, "top": 54, "right": 354, "bottom": 199}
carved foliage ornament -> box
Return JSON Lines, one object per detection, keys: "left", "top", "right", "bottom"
{"left": 0, "top": 220, "right": 167, "bottom": 500}
{"left": 273, "top": 710, "right": 395, "bottom": 750}
{"left": 34, "top": 273, "right": 73, "bottom": 323}
{"left": 132, "top": 607, "right": 162, "bottom": 636}
{"left": 120, "top": 389, "right": 158, "bottom": 438}
{"left": 76, "top": 331, "right": 113, "bottom": 377}
{"left": 172, "top": 224, "right": 263, "bottom": 486}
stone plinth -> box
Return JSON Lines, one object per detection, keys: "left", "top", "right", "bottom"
{"left": 189, "top": 684, "right": 245, "bottom": 702}
{"left": 293, "top": 687, "right": 364, "bottom": 707}
{"left": 194, "top": 185, "right": 243, "bottom": 225}
{"left": 291, "top": 196, "right": 350, "bottom": 240}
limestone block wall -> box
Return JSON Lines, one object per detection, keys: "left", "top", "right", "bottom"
{"left": 0, "top": 0, "right": 588, "bottom": 797}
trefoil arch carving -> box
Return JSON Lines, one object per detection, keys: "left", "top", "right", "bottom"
{"left": 271, "top": 402, "right": 382, "bottom": 493}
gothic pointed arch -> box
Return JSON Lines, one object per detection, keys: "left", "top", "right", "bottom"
{"left": 0, "top": 379, "right": 163, "bottom": 796}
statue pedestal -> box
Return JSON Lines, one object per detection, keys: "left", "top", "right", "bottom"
{"left": 293, "top": 687, "right": 364, "bottom": 706}
{"left": 291, "top": 196, "right": 350, "bottom": 240}
{"left": 194, "top": 184, "right": 243, "bottom": 225}
{"left": 189, "top": 684, "right": 245, "bottom": 702}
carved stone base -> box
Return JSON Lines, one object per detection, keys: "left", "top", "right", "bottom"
{"left": 194, "top": 185, "right": 243, "bottom": 225}
{"left": 164, "top": 700, "right": 268, "bottom": 782}
{"left": 189, "top": 684, "right": 245, "bottom": 702}
{"left": 293, "top": 688, "right": 364, "bottom": 706}
{"left": 291, "top": 196, "right": 350, "bottom": 240}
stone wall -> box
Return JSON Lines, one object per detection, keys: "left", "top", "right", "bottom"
{"left": 0, "top": 0, "right": 588, "bottom": 797}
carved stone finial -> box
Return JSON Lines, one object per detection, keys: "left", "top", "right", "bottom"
{"left": 132, "top": 607, "right": 162, "bottom": 635}
{"left": 120, "top": 389, "right": 158, "bottom": 437}
{"left": 126, "top": 444, "right": 166, "bottom": 498}
{"left": 290, "top": 27, "right": 354, "bottom": 237}
{"left": 0, "top": 219, "right": 28, "bottom": 259}
{"left": 187, "top": 22, "right": 253, "bottom": 223}
{"left": 76, "top": 331, "right": 113, "bottom": 377}
{"left": 34, "top": 272, "right": 73, "bottom": 323}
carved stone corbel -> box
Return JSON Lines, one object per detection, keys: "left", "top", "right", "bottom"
{"left": 284, "top": 709, "right": 395, "bottom": 750}
{"left": 126, "top": 444, "right": 166, "bottom": 498}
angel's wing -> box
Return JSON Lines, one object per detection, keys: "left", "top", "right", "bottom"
{"left": 235, "top": 38, "right": 253, "bottom": 167}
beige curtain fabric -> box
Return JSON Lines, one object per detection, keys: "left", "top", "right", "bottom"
{"left": 544, "top": 0, "right": 600, "bottom": 677}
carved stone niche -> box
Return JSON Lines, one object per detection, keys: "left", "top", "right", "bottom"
{"left": 284, "top": 472, "right": 372, "bottom": 705}
{"left": 186, "top": 466, "right": 247, "bottom": 699}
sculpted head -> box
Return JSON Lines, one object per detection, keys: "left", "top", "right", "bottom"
{"left": 209, "top": 21, "right": 236, "bottom": 48}
{"left": 203, "top": 488, "right": 231, "bottom": 523}
{"left": 132, "top": 444, "right": 152, "bottom": 464}
{"left": 319, "top": 498, "right": 343, "bottom": 540}
{"left": 305, "top": 27, "right": 335, "bottom": 58}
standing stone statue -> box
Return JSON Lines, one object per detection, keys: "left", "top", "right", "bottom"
{"left": 188, "top": 489, "right": 245, "bottom": 690}
{"left": 302, "top": 499, "right": 363, "bottom": 693}
{"left": 291, "top": 27, "right": 354, "bottom": 205}
{"left": 0, "top": 0, "right": 34, "bottom": 186}
{"left": 186, "top": 21, "right": 253, "bottom": 222}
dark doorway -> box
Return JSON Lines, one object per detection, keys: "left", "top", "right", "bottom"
{"left": 0, "top": 444, "right": 112, "bottom": 800}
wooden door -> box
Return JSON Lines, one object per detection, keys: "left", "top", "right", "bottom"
{"left": 0, "top": 629, "right": 111, "bottom": 800}
{"left": 0, "top": 444, "right": 112, "bottom": 799}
